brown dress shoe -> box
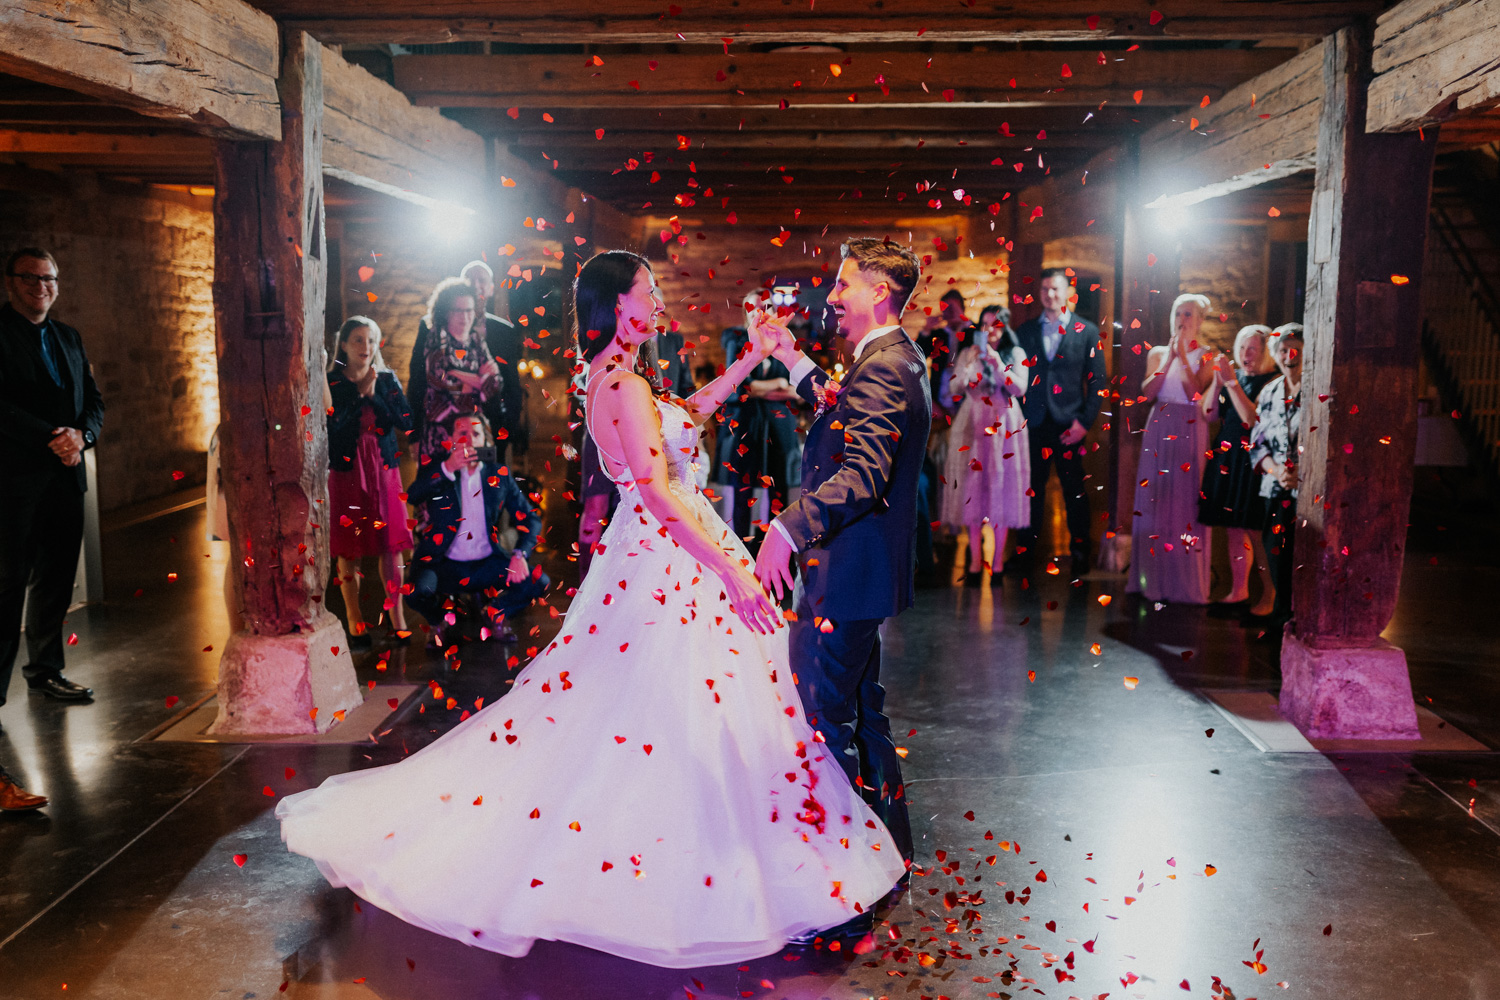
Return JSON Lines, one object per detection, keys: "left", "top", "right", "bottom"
{"left": 0, "top": 777, "right": 48, "bottom": 812}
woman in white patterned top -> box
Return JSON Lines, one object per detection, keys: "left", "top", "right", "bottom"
{"left": 1248, "top": 323, "right": 1304, "bottom": 627}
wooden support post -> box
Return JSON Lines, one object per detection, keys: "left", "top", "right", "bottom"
{"left": 1104, "top": 180, "right": 1180, "bottom": 572}
{"left": 209, "top": 29, "right": 361, "bottom": 735}
{"left": 1278, "top": 25, "right": 1437, "bottom": 740}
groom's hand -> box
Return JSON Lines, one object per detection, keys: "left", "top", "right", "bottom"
{"left": 754, "top": 526, "right": 796, "bottom": 601}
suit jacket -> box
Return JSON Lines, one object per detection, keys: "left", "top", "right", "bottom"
{"left": 407, "top": 460, "right": 542, "bottom": 566}
{"left": 408, "top": 314, "right": 513, "bottom": 444}
{"left": 777, "top": 330, "right": 933, "bottom": 622}
{"left": 1013, "top": 313, "right": 1106, "bottom": 430}
{"left": 0, "top": 303, "right": 104, "bottom": 491}
{"left": 327, "top": 370, "right": 413, "bottom": 471}
{"left": 655, "top": 330, "right": 694, "bottom": 396}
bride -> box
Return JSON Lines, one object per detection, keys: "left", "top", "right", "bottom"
{"left": 276, "top": 250, "right": 905, "bottom": 968}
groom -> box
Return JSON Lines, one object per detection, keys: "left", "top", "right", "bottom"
{"left": 755, "top": 238, "right": 930, "bottom": 890}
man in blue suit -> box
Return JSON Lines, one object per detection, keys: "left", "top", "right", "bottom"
{"left": 407, "top": 415, "right": 548, "bottom": 644}
{"left": 755, "top": 239, "right": 931, "bottom": 905}
{"left": 1012, "top": 268, "right": 1107, "bottom": 576}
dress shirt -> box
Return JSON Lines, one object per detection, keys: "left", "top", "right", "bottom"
{"left": 1040, "top": 310, "right": 1071, "bottom": 362}
{"left": 440, "top": 463, "right": 496, "bottom": 561}
{"left": 772, "top": 324, "right": 908, "bottom": 550}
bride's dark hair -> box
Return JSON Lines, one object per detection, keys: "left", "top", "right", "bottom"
{"left": 574, "top": 249, "right": 662, "bottom": 392}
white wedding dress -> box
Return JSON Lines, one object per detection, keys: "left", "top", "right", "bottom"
{"left": 276, "top": 381, "right": 904, "bottom": 968}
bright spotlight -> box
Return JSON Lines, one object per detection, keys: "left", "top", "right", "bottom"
{"left": 1150, "top": 201, "right": 1190, "bottom": 233}
{"left": 428, "top": 200, "right": 474, "bottom": 240}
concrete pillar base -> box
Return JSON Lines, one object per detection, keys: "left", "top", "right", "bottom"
{"left": 207, "top": 613, "right": 362, "bottom": 736}
{"left": 1278, "top": 631, "right": 1420, "bottom": 740}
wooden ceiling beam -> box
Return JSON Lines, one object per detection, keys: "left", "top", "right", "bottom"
{"left": 445, "top": 104, "right": 1163, "bottom": 136}
{"left": 0, "top": 0, "right": 280, "bottom": 140}
{"left": 1137, "top": 41, "right": 1323, "bottom": 209}
{"left": 250, "top": 1, "right": 1385, "bottom": 45}
{"left": 527, "top": 147, "right": 1080, "bottom": 173}
{"left": 508, "top": 130, "right": 1117, "bottom": 153}
{"left": 1367, "top": 0, "right": 1500, "bottom": 133}
{"left": 0, "top": 129, "right": 210, "bottom": 157}
{"left": 392, "top": 49, "right": 1291, "bottom": 110}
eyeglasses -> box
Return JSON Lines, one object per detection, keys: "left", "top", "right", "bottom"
{"left": 8, "top": 273, "right": 58, "bottom": 286}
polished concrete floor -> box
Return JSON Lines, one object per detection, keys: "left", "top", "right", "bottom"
{"left": 3, "top": 479, "right": 1500, "bottom": 999}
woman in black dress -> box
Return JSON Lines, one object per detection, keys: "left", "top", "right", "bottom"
{"left": 1199, "top": 324, "right": 1278, "bottom": 618}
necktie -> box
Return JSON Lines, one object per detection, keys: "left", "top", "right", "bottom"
{"left": 37, "top": 322, "right": 63, "bottom": 386}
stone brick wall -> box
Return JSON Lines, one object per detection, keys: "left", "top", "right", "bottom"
{"left": 641, "top": 214, "right": 1010, "bottom": 369}
{"left": 0, "top": 177, "right": 217, "bottom": 513}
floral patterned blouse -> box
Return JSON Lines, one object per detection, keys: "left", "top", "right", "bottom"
{"left": 1248, "top": 373, "right": 1300, "bottom": 498}
{"left": 420, "top": 326, "right": 501, "bottom": 461}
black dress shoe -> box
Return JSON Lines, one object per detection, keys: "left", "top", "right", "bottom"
{"left": 1207, "top": 600, "right": 1250, "bottom": 619}
{"left": 963, "top": 570, "right": 983, "bottom": 588}
{"left": 28, "top": 676, "right": 94, "bottom": 701}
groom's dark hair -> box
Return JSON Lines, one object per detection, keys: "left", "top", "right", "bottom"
{"left": 840, "top": 238, "right": 920, "bottom": 312}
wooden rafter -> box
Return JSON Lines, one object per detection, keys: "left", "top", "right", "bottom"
{"left": 1367, "top": 0, "right": 1500, "bottom": 133}
{"left": 0, "top": 0, "right": 280, "bottom": 140}
{"left": 252, "top": 0, "right": 1388, "bottom": 45}
{"left": 392, "top": 49, "right": 1292, "bottom": 111}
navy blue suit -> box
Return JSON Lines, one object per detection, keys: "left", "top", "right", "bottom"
{"left": 776, "top": 329, "right": 931, "bottom": 865}
{"left": 405, "top": 461, "right": 548, "bottom": 629}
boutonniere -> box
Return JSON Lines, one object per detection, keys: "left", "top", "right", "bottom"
{"left": 815, "top": 378, "right": 845, "bottom": 416}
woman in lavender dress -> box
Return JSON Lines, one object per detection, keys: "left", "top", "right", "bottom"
{"left": 1126, "top": 293, "right": 1218, "bottom": 604}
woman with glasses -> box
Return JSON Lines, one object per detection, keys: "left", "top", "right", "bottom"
{"left": 417, "top": 277, "right": 501, "bottom": 465}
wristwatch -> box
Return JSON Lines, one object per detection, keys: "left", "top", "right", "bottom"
{"left": 82, "top": 428, "right": 96, "bottom": 449}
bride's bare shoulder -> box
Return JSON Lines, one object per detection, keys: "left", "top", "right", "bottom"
{"left": 588, "top": 368, "right": 656, "bottom": 416}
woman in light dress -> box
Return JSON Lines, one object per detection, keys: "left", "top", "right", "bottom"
{"left": 1126, "top": 293, "right": 1218, "bottom": 604}
{"left": 940, "top": 305, "right": 1030, "bottom": 587}
{"left": 277, "top": 251, "right": 904, "bottom": 969}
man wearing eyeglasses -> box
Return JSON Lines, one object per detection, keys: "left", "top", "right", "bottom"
{"left": 0, "top": 246, "right": 105, "bottom": 810}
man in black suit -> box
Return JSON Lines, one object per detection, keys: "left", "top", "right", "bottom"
{"left": 1, "top": 247, "right": 103, "bottom": 716}
{"left": 1013, "top": 267, "right": 1107, "bottom": 575}
{"left": 408, "top": 261, "right": 521, "bottom": 461}
{"left": 756, "top": 239, "right": 931, "bottom": 902}
{"left": 406, "top": 415, "right": 548, "bottom": 645}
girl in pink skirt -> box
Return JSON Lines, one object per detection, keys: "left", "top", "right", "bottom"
{"left": 327, "top": 316, "right": 414, "bottom": 645}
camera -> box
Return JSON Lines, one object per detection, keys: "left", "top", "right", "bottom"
{"left": 474, "top": 446, "right": 498, "bottom": 463}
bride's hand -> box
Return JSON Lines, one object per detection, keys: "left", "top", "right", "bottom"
{"left": 723, "top": 562, "right": 781, "bottom": 634}
{"left": 749, "top": 311, "right": 795, "bottom": 362}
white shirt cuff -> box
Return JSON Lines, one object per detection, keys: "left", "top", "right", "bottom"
{"left": 440, "top": 463, "right": 457, "bottom": 481}
{"left": 769, "top": 517, "right": 797, "bottom": 550}
{"left": 787, "top": 355, "right": 819, "bottom": 388}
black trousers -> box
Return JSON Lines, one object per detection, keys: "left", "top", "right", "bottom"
{"left": 407, "top": 549, "right": 549, "bottom": 628}
{"left": 789, "top": 608, "right": 913, "bottom": 865}
{"left": 1263, "top": 490, "right": 1297, "bottom": 621}
{"left": 1019, "top": 418, "right": 1092, "bottom": 561}
{"left": 0, "top": 468, "right": 85, "bottom": 706}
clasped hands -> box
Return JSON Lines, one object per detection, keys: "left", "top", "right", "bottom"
{"left": 49, "top": 427, "right": 84, "bottom": 467}
{"left": 745, "top": 309, "right": 796, "bottom": 364}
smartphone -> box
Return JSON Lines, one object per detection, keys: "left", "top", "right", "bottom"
{"left": 474, "top": 446, "right": 498, "bottom": 464}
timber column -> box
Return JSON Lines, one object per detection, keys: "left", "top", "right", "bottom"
{"left": 209, "top": 29, "right": 361, "bottom": 735}
{"left": 1278, "top": 24, "right": 1437, "bottom": 739}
